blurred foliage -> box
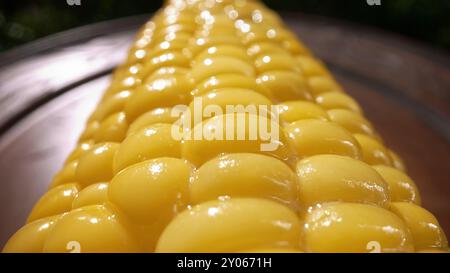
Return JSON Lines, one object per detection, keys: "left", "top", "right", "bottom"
{"left": 0, "top": 0, "right": 449, "bottom": 52}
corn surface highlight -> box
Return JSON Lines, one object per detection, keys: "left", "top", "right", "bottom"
{"left": 3, "top": 0, "right": 448, "bottom": 253}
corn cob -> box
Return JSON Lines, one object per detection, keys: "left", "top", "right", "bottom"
{"left": 3, "top": 0, "right": 448, "bottom": 253}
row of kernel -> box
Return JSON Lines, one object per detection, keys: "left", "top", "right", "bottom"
{"left": 7, "top": 152, "right": 447, "bottom": 252}
{"left": 4, "top": 1, "right": 200, "bottom": 252}
{"left": 48, "top": 2, "right": 200, "bottom": 188}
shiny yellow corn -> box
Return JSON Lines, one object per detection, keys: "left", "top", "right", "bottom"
{"left": 3, "top": 0, "right": 448, "bottom": 253}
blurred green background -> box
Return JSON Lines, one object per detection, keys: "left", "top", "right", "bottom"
{"left": 0, "top": 0, "right": 449, "bottom": 52}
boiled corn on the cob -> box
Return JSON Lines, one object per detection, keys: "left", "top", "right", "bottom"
{"left": 3, "top": 0, "right": 448, "bottom": 253}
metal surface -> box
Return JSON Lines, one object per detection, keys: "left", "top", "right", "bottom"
{"left": 0, "top": 13, "right": 449, "bottom": 249}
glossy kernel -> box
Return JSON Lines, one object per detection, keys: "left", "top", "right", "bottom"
{"left": 124, "top": 75, "right": 192, "bottom": 122}
{"left": 327, "top": 109, "right": 376, "bottom": 137}
{"left": 187, "top": 88, "right": 273, "bottom": 126}
{"left": 78, "top": 121, "right": 99, "bottom": 142}
{"left": 247, "top": 42, "right": 287, "bottom": 57}
{"left": 43, "top": 205, "right": 140, "bottom": 253}
{"left": 113, "top": 123, "right": 181, "bottom": 174}
{"left": 65, "top": 141, "right": 93, "bottom": 164}
{"left": 194, "top": 45, "right": 250, "bottom": 64}
{"left": 49, "top": 160, "right": 79, "bottom": 189}
{"left": 109, "top": 158, "right": 191, "bottom": 225}
{"left": 189, "top": 56, "right": 255, "bottom": 84}
{"left": 304, "top": 202, "right": 414, "bottom": 253}
{"left": 354, "top": 134, "right": 392, "bottom": 166}
{"left": 256, "top": 71, "right": 312, "bottom": 102}
{"left": 307, "top": 76, "right": 343, "bottom": 96}
{"left": 143, "top": 51, "right": 190, "bottom": 75}
{"left": 296, "top": 155, "right": 389, "bottom": 208}
{"left": 254, "top": 54, "right": 302, "bottom": 74}
{"left": 285, "top": 119, "right": 362, "bottom": 159}
{"left": 277, "top": 101, "right": 329, "bottom": 123}
{"left": 72, "top": 183, "right": 109, "bottom": 209}
{"left": 373, "top": 166, "right": 421, "bottom": 204}
{"left": 146, "top": 66, "right": 189, "bottom": 82}
{"left": 390, "top": 202, "right": 448, "bottom": 250}
{"left": 127, "top": 108, "right": 178, "bottom": 136}
{"left": 75, "top": 142, "right": 119, "bottom": 188}
{"left": 296, "top": 56, "right": 328, "bottom": 77}
{"left": 90, "top": 90, "right": 131, "bottom": 122}
{"left": 27, "top": 183, "right": 79, "bottom": 223}
{"left": 93, "top": 112, "right": 128, "bottom": 143}
{"left": 191, "top": 153, "right": 299, "bottom": 209}
{"left": 156, "top": 198, "right": 302, "bottom": 253}
{"left": 182, "top": 113, "right": 291, "bottom": 166}
{"left": 192, "top": 74, "right": 270, "bottom": 98}
{"left": 315, "top": 92, "right": 363, "bottom": 113}
{"left": 3, "top": 215, "right": 62, "bottom": 253}
{"left": 388, "top": 149, "right": 407, "bottom": 171}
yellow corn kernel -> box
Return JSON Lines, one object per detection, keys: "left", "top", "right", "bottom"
{"left": 72, "top": 183, "right": 109, "bottom": 209}
{"left": 307, "top": 76, "right": 343, "bottom": 96}
{"left": 111, "top": 64, "right": 146, "bottom": 83}
{"left": 42, "top": 205, "right": 140, "bottom": 253}
{"left": 373, "top": 165, "right": 421, "bottom": 204}
{"left": 153, "top": 24, "right": 195, "bottom": 41}
{"left": 296, "top": 155, "right": 389, "bottom": 208}
{"left": 113, "top": 123, "right": 182, "bottom": 174}
{"left": 193, "top": 45, "right": 250, "bottom": 64}
{"left": 156, "top": 198, "right": 302, "bottom": 253}
{"left": 92, "top": 112, "right": 128, "bottom": 143}
{"left": 354, "top": 134, "right": 392, "bottom": 166}
{"left": 240, "top": 26, "right": 287, "bottom": 45}
{"left": 143, "top": 51, "right": 190, "bottom": 75}
{"left": 189, "top": 56, "right": 255, "bottom": 83}
{"left": 109, "top": 158, "right": 191, "bottom": 225}
{"left": 192, "top": 74, "right": 270, "bottom": 98}
{"left": 104, "top": 76, "right": 141, "bottom": 97}
{"left": 187, "top": 88, "right": 272, "bottom": 126}
{"left": 304, "top": 202, "right": 414, "bottom": 253}
{"left": 49, "top": 160, "right": 78, "bottom": 188}
{"left": 188, "top": 37, "right": 242, "bottom": 57}
{"left": 283, "top": 39, "right": 311, "bottom": 55}
{"left": 127, "top": 107, "right": 177, "bottom": 136}
{"left": 277, "top": 101, "right": 329, "bottom": 123}
{"left": 285, "top": 119, "right": 362, "bottom": 159}
{"left": 296, "top": 56, "right": 328, "bottom": 77}
{"left": 390, "top": 202, "right": 448, "bottom": 250}
{"left": 65, "top": 141, "right": 93, "bottom": 163}
{"left": 3, "top": 215, "right": 61, "bottom": 253}
{"left": 182, "top": 113, "right": 292, "bottom": 166}
{"left": 146, "top": 66, "right": 189, "bottom": 82}
{"left": 388, "top": 149, "right": 407, "bottom": 171}
{"left": 247, "top": 42, "right": 288, "bottom": 57}
{"left": 254, "top": 53, "right": 302, "bottom": 74}
{"left": 190, "top": 153, "right": 299, "bottom": 209}
{"left": 78, "top": 121, "right": 99, "bottom": 142}
{"left": 89, "top": 90, "right": 131, "bottom": 122}
{"left": 327, "top": 109, "right": 376, "bottom": 137}
{"left": 124, "top": 75, "right": 192, "bottom": 122}
{"left": 75, "top": 142, "right": 119, "bottom": 188}
{"left": 27, "top": 183, "right": 79, "bottom": 223}
{"left": 195, "top": 28, "right": 237, "bottom": 39}
{"left": 256, "top": 71, "right": 312, "bottom": 102}
{"left": 147, "top": 39, "right": 189, "bottom": 58}
{"left": 315, "top": 92, "right": 363, "bottom": 113}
